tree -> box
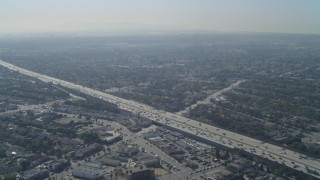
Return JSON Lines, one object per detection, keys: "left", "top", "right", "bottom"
{"left": 0, "top": 149, "right": 7, "bottom": 158}
{"left": 216, "top": 148, "right": 220, "bottom": 159}
{"left": 3, "top": 175, "right": 15, "bottom": 180}
{"left": 20, "top": 160, "right": 30, "bottom": 171}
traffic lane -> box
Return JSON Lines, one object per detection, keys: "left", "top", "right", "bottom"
{"left": 119, "top": 104, "right": 320, "bottom": 175}
{"left": 102, "top": 119, "right": 188, "bottom": 172}
{"left": 2, "top": 60, "right": 319, "bottom": 178}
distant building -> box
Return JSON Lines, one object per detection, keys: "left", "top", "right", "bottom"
{"left": 103, "top": 152, "right": 128, "bottom": 162}
{"left": 145, "top": 131, "right": 160, "bottom": 139}
{"left": 74, "top": 143, "right": 103, "bottom": 159}
{"left": 29, "top": 155, "right": 50, "bottom": 168}
{"left": 103, "top": 134, "right": 123, "bottom": 144}
{"left": 22, "top": 168, "right": 49, "bottom": 180}
{"left": 72, "top": 165, "right": 104, "bottom": 180}
{"left": 165, "top": 134, "right": 176, "bottom": 142}
{"left": 127, "top": 167, "right": 155, "bottom": 180}
{"left": 90, "top": 126, "right": 123, "bottom": 144}
{"left": 143, "top": 159, "right": 160, "bottom": 168}
{"left": 99, "top": 158, "right": 121, "bottom": 167}
{"left": 272, "top": 135, "right": 289, "bottom": 143}
{"left": 227, "top": 162, "right": 244, "bottom": 173}
{"left": 170, "top": 131, "right": 184, "bottom": 139}
{"left": 48, "top": 159, "right": 69, "bottom": 173}
{"left": 119, "top": 147, "right": 139, "bottom": 157}
{"left": 134, "top": 153, "right": 154, "bottom": 161}
{"left": 84, "top": 162, "right": 104, "bottom": 169}
{"left": 176, "top": 139, "right": 192, "bottom": 150}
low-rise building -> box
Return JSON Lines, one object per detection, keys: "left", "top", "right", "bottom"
{"left": 22, "top": 168, "right": 49, "bottom": 180}
{"left": 127, "top": 167, "right": 155, "bottom": 180}
{"left": 48, "top": 159, "right": 70, "bottom": 173}
{"left": 72, "top": 165, "right": 105, "bottom": 180}
{"left": 99, "top": 158, "right": 122, "bottom": 167}
{"left": 74, "top": 143, "right": 103, "bottom": 159}
{"left": 103, "top": 134, "right": 123, "bottom": 144}
{"left": 227, "top": 163, "right": 244, "bottom": 173}
{"left": 143, "top": 159, "right": 160, "bottom": 168}
{"left": 84, "top": 162, "right": 104, "bottom": 169}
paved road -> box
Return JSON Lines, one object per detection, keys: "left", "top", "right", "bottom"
{"left": 176, "top": 79, "right": 245, "bottom": 115}
{"left": 1, "top": 60, "right": 320, "bottom": 179}
{"left": 98, "top": 120, "right": 190, "bottom": 179}
{"left": 110, "top": 122, "right": 190, "bottom": 179}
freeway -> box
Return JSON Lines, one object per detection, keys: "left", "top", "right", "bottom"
{"left": 1, "top": 59, "right": 320, "bottom": 179}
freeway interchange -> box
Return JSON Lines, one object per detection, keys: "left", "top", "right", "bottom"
{"left": 1, "top": 59, "right": 320, "bottom": 179}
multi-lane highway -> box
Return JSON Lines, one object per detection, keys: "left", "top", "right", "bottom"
{"left": 1, "top": 59, "right": 319, "bottom": 179}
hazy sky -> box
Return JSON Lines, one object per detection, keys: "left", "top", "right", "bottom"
{"left": 1, "top": 0, "right": 320, "bottom": 34}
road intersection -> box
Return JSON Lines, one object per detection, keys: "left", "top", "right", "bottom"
{"left": 1, "top": 59, "right": 319, "bottom": 179}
